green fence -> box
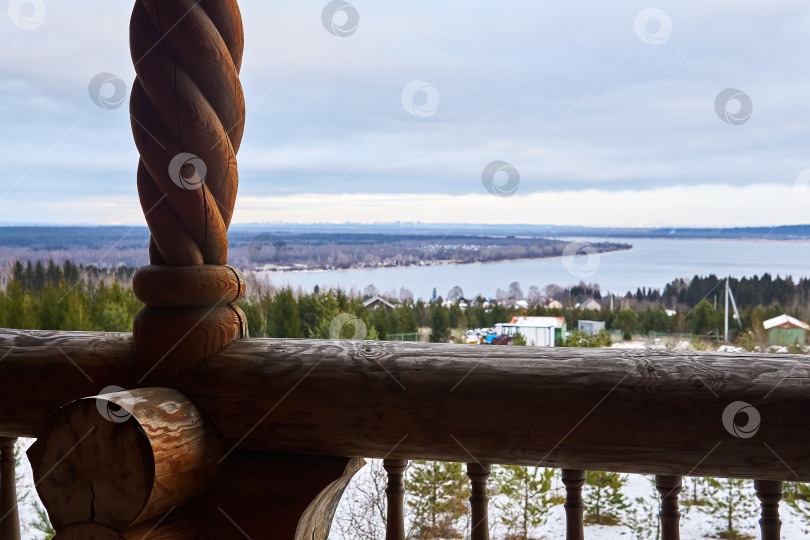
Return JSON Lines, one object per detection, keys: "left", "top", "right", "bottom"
{"left": 389, "top": 332, "right": 421, "bottom": 342}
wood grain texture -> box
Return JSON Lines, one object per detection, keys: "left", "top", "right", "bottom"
{"left": 172, "top": 338, "right": 810, "bottom": 481}
{"left": 28, "top": 387, "right": 224, "bottom": 531}
{"left": 133, "top": 265, "right": 244, "bottom": 307}
{"left": 133, "top": 304, "right": 245, "bottom": 377}
{"left": 0, "top": 330, "right": 137, "bottom": 438}
{"left": 4, "top": 330, "right": 810, "bottom": 481}
{"left": 129, "top": 0, "right": 244, "bottom": 265}
{"left": 0, "top": 437, "right": 20, "bottom": 540}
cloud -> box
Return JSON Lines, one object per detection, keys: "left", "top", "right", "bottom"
{"left": 2, "top": 1, "right": 810, "bottom": 225}
{"left": 5, "top": 183, "right": 805, "bottom": 228}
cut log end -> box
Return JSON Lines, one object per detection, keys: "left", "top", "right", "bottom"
{"left": 28, "top": 387, "right": 224, "bottom": 531}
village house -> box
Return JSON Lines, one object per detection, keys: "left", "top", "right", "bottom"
{"left": 763, "top": 314, "right": 809, "bottom": 347}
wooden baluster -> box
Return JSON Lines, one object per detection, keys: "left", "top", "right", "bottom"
{"left": 755, "top": 479, "right": 782, "bottom": 540}
{"left": 383, "top": 459, "right": 408, "bottom": 540}
{"left": 562, "top": 469, "right": 586, "bottom": 540}
{"left": 0, "top": 437, "right": 20, "bottom": 540}
{"left": 655, "top": 475, "right": 682, "bottom": 540}
{"left": 467, "top": 463, "right": 491, "bottom": 540}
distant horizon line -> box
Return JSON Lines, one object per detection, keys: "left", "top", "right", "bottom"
{"left": 1, "top": 222, "right": 809, "bottom": 230}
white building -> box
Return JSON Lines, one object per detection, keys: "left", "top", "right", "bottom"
{"left": 495, "top": 316, "right": 566, "bottom": 347}
{"left": 578, "top": 320, "right": 606, "bottom": 336}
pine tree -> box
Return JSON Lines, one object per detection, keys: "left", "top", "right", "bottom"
{"left": 701, "top": 478, "right": 758, "bottom": 538}
{"left": 405, "top": 461, "right": 469, "bottom": 539}
{"left": 584, "top": 471, "right": 629, "bottom": 526}
{"left": 494, "top": 465, "right": 554, "bottom": 539}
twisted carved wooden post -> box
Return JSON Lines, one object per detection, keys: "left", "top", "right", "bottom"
{"left": 754, "top": 480, "right": 782, "bottom": 540}
{"left": 383, "top": 459, "right": 407, "bottom": 540}
{"left": 562, "top": 469, "right": 586, "bottom": 540}
{"left": 655, "top": 475, "right": 682, "bottom": 540}
{"left": 467, "top": 463, "right": 491, "bottom": 540}
{"left": 130, "top": 0, "right": 247, "bottom": 377}
{"left": 0, "top": 437, "right": 20, "bottom": 540}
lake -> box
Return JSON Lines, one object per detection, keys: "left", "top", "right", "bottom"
{"left": 256, "top": 238, "right": 810, "bottom": 299}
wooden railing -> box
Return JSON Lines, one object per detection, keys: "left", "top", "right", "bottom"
{"left": 0, "top": 329, "right": 807, "bottom": 538}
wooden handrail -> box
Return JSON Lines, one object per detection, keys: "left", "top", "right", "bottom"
{"left": 2, "top": 330, "right": 809, "bottom": 482}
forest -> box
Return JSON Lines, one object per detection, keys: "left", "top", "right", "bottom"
{"left": 1, "top": 260, "right": 807, "bottom": 350}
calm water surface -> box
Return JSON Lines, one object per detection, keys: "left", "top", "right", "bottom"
{"left": 256, "top": 238, "right": 810, "bottom": 299}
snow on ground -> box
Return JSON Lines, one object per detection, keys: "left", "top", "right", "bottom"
{"left": 15, "top": 438, "right": 46, "bottom": 540}
{"left": 13, "top": 441, "right": 810, "bottom": 539}
{"left": 330, "top": 463, "right": 810, "bottom": 540}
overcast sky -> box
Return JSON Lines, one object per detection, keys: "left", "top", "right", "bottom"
{"left": 2, "top": 1, "right": 810, "bottom": 226}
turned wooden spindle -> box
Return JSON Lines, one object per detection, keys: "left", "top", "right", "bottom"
{"left": 467, "top": 463, "right": 491, "bottom": 540}
{"left": 754, "top": 479, "right": 782, "bottom": 540}
{"left": 562, "top": 469, "right": 586, "bottom": 540}
{"left": 655, "top": 475, "right": 682, "bottom": 540}
{"left": 0, "top": 437, "right": 20, "bottom": 540}
{"left": 383, "top": 460, "right": 407, "bottom": 540}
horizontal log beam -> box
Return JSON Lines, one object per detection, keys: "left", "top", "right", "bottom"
{"left": 178, "top": 338, "right": 810, "bottom": 481}
{"left": 3, "top": 330, "right": 810, "bottom": 481}
{"left": 0, "top": 330, "right": 137, "bottom": 438}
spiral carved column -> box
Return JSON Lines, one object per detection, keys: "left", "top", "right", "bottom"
{"left": 129, "top": 0, "right": 247, "bottom": 377}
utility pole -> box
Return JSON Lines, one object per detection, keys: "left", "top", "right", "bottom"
{"left": 724, "top": 277, "right": 729, "bottom": 343}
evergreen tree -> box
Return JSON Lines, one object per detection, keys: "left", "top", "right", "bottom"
{"left": 429, "top": 301, "right": 450, "bottom": 343}
{"left": 701, "top": 478, "right": 758, "bottom": 538}
{"left": 405, "top": 461, "right": 469, "bottom": 539}
{"left": 584, "top": 471, "right": 629, "bottom": 526}
{"left": 494, "top": 465, "right": 554, "bottom": 539}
